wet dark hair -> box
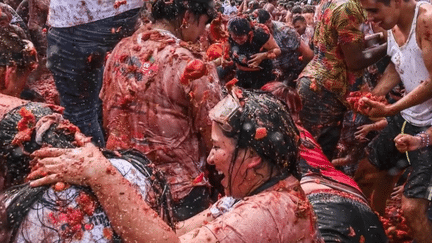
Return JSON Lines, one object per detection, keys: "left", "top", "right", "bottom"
{"left": 227, "top": 17, "right": 252, "bottom": 36}
{"left": 256, "top": 9, "right": 271, "bottom": 24}
{"left": 291, "top": 5, "right": 303, "bottom": 14}
{"left": 292, "top": 14, "right": 306, "bottom": 25}
{"left": 213, "top": 90, "right": 300, "bottom": 194}
{"left": 152, "top": 0, "right": 217, "bottom": 22}
{"left": 0, "top": 103, "right": 72, "bottom": 188}
{"left": 0, "top": 102, "right": 175, "bottom": 238}
{"left": 261, "top": 82, "right": 302, "bottom": 118}
{"left": 303, "top": 5, "right": 315, "bottom": 14}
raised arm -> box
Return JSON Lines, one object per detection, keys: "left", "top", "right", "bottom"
{"left": 29, "top": 143, "right": 181, "bottom": 243}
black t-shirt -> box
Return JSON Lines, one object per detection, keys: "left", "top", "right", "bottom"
{"left": 229, "top": 27, "right": 270, "bottom": 68}
{"left": 229, "top": 27, "right": 274, "bottom": 89}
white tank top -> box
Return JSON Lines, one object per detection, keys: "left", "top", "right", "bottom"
{"left": 387, "top": 2, "right": 432, "bottom": 127}
{"left": 48, "top": 0, "right": 143, "bottom": 28}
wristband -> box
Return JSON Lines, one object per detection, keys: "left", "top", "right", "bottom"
{"left": 415, "top": 131, "right": 430, "bottom": 148}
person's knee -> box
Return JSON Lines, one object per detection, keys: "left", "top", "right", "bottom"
{"left": 401, "top": 197, "right": 429, "bottom": 224}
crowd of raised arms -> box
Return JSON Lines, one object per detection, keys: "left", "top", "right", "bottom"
{"left": 0, "top": 0, "right": 431, "bottom": 242}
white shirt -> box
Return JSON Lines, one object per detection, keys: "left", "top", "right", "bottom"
{"left": 14, "top": 158, "right": 151, "bottom": 243}
{"left": 223, "top": 5, "right": 238, "bottom": 15}
{"left": 387, "top": 2, "right": 432, "bottom": 127}
{"left": 48, "top": 0, "right": 143, "bottom": 28}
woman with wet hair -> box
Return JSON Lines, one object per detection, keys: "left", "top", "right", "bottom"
{"left": 262, "top": 81, "right": 388, "bottom": 243}
{"left": 227, "top": 16, "right": 281, "bottom": 89}
{"left": 101, "top": 0, "right": 222, "bottom": 222}
{"left": 0, "top": 94, "right": 172, "bottom": 242}
{"left": 29, "top": 89, "right": 323, "bottom": 242}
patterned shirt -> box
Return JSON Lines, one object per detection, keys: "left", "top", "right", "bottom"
{"left": 300, "top": 0, "right": 366, "bottom": 101}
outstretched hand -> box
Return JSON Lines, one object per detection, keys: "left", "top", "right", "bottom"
{"left": 358, "top": 97, "right": 396, "bottom": 118}
{"left": 28, "top": 142, "right": 112, "bottom": 188}
{"left": 354, "top": 124, "right": 373, "bottom": 141}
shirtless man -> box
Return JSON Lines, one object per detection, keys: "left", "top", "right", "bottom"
{"left": 360, "top": 0, "right": 432, "bottom": 242}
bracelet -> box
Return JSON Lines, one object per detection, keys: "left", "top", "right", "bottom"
{"left": 415, "top": 131, "right": 430, "bottom": 148}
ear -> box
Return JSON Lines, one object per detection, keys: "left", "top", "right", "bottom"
{"left": 247, "top": 152, "right": 262, "bottom": 169}
{"left": 183, "top": 10, "right": 195, "bottom": 24}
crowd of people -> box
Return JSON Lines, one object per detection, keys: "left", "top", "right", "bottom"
{"left": 0, "top": 0, "right": 431, "bottom": 242}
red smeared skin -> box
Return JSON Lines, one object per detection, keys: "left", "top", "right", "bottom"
{"left": 12, "top": 107, "right": 36, "bottom": 146}
{"left": 180, "top": 59, "right": 207, "bottom": 85}
{"left": 103, "top": 227, "right": 113, "bottom": 240}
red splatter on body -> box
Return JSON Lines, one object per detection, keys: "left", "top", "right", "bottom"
{"left": 12, "top": 107, "right": 36, "bottom": 145}
{"left": 76, "top": 192, "right": 97, "bottom": 216}
{"left": 106, "top": 166, "right": 117, "bottom": 175}
{"left": 48, "top": 191, "right": 99, "bottom": 240}
{"left": 85, "top": 223, "right": 94, "bottom": 231}
{"left": 180, "top": 59, "right": 207, "bottom": 85}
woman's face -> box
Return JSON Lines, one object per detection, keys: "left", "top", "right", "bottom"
{"left": 182, "top": 14, "right": 210, "bottom": 42}
{"left": 229, "top": 31, "right": 249, "bottom": 45}
{"left": 207, "top": 122, "right": 255, "bottom": 198}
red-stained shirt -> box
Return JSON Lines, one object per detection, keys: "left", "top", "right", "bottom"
{"left": 204, "top": 175, "right": 323, "bottom": 243}
{"left": 101, "top": 26, "right": 222, "bottom": 201}
{"left": 297, "top": 126, "right": 362, "bottom": 193}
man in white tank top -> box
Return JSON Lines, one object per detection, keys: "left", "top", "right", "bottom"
{"left": 360, "top": 0, "right": 432, "bottom": 242}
